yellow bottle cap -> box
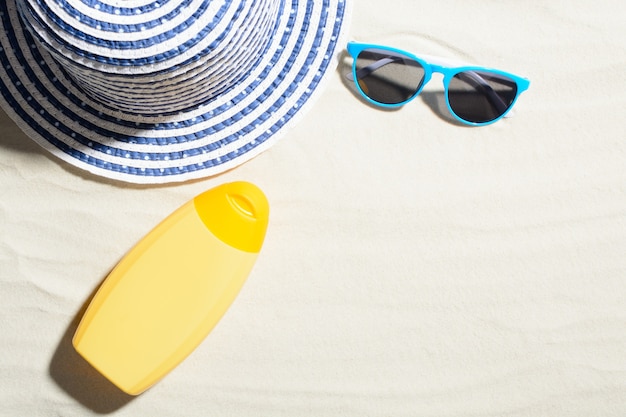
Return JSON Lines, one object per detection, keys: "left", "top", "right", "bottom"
{"left": 194, "top": 181, "right": 269, "bottom": 253}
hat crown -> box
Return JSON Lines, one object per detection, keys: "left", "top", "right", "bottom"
{"left": 17, "top": 0, "right": 281, "bottom": 115}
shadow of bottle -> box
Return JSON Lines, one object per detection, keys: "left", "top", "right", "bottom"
{"left": 49, "top": 285, "right": 136, "bottom": 414}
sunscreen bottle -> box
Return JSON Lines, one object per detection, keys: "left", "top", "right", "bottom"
{"left": 73, "top": 181, "right": 269, "bottom": 395}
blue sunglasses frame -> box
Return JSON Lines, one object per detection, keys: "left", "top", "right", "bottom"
{"left": 347, "top": 42, "right": 530, "bottom": 126}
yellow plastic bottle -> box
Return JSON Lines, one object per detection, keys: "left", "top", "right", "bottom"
{"left": 73, "top": 181, "right": 269, "bottom": 395}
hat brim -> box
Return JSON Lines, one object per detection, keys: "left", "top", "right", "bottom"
{"left": 0, "top": 0, "right": 351, "bottom": 184}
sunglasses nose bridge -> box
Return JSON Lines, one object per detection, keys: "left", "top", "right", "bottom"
{"left": 429, "top": 63, "right": 446, "bottom": 74}
{"left": 431, "top": 64, "right": 453, "bottom": 82}
{"left": 417, "top": 63, "right": 453, "bottom": 93}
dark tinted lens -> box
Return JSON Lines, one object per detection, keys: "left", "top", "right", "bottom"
{"left": 354, "top": 49, "right": 425, "bottom": 105}
{"left": 448, "top": 70, "right": 518, "bottom": 123}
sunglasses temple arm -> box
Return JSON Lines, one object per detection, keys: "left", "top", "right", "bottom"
{"left": 456, "top": 71, "right": 509, "bottom": 115}
{"left": 345, "top": 57, "right": 400, "bottom": 81}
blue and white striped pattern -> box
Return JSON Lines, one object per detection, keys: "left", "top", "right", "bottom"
{"left": 0, "top": 0, "right": 351, "bottom": 183}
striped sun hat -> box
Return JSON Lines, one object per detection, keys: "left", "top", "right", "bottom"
{"left": 0, "top": 0, "right": 351, "bottom": 183}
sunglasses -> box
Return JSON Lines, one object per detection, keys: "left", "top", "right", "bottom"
{"left": 347, "top": 42, "right": 530, "bottom": 126}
